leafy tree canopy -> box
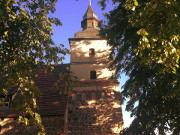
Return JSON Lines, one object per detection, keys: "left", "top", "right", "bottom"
{"left": 0, "top": 0, "right": 69, "bottom": 133}
{"left": 99, "top": 0, "right": 180, "bottom": 134}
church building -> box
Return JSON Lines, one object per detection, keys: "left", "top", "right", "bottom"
{"left": 0, "top": 1, "right": 124, "bottom": 134}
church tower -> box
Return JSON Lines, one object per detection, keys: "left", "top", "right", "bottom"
{"left": 66, "top": 1, "right": 124, "bottom": 134}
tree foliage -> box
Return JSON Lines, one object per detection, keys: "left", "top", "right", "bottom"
{"left": 0, "top": 0, "right": 68, "bottom": 133}
{"left": 99, "top": 0, "right": 180, "bottom": 134}
{"left": 51, "top": 67, "right": 79, "bottom": 94}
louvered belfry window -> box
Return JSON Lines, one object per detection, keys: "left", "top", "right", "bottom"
{"left": 90, "top": 71, "right": 96, "bottom": 79}
{"left": 89, "top": 48, "right": 95, "bottom": 57}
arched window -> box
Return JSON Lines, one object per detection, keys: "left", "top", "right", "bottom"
{"left": 89, "top": 48, "right": 95, "bottom": 57}
{"left": 90, "top": 71, "right": 96, "bottom": 79}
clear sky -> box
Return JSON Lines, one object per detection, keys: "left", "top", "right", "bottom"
{"left": 51, "top": 0, "right": 133, "bottom": 128}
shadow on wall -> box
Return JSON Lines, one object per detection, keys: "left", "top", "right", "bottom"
{"left": 71, "top": 39, "right": 111, "bottom": 64}
{"left": 0, "top": 116, "right": 65, "bottom": 135}
{"left": 66, "top": 91, "right": 124, "bottom": 135}
{"left": 75, "top": 80, "right": 120, "bottom": 92}
{"left": 70, "top": 39, "right": 115, "bottom": 81}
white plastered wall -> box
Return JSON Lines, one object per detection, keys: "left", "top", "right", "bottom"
{"left": 70, "top": 39, "right": 115, "bottom": 81}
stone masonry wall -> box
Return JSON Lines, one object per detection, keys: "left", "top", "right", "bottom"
{"left": 0, "top": 116, "right": 64, "bottom": 135}
{"left": 65, "top": 90, "right": 124, "bottom": 135}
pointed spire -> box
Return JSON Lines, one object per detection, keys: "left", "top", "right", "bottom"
{"left": 81, "top": 0, "right": 99, "bottom": 30}
{"left": 83, "top": 1, "right": 97, "bottom": 20}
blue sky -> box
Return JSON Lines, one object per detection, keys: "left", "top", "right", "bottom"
{"left": 51, "top": 0, "right": 133, "bottom": 128}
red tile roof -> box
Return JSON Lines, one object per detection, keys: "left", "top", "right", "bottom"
{"left": 0, "top": 64, "right": 70, "bottom": 118}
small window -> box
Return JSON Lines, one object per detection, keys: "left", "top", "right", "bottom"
{"left": 0, "top": 97, "right": 10, "bottom": 108}
{"left": 89, "top": 48, "right": 95, "bottom": 57}
{"left": 90, "top": 71, "right": 96, "bottom": 80}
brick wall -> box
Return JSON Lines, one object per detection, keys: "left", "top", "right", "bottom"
{"left": 0, "top": 116, "right": 64, "bottom": 135}
{"left": 65, "top": 90, "right": 124, "bottom": 135}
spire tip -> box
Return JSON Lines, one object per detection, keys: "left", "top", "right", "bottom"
{"left": 89, "top": 0, "right": 91, "bottom": 6}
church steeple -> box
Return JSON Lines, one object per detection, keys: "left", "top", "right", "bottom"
{"left": 81, "top": 0, "right": 99, "bottom": 30}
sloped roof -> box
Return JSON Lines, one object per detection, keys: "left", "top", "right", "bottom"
{"left": 83, "top": 4, "right": 98, "bottom": 20}
{"left": 0, "top": 64, "right": 70, "bottom": 118}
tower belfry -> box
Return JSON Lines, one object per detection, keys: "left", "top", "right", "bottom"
{"left": 66, "top": 1, "right": 124, "bottom": 134}
{"left": 81, "top": 0, "right": 99, "bottom": 30}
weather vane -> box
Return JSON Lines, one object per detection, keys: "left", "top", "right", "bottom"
{"left": 89, "top": 0, "right": 91, "bottom": 6}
